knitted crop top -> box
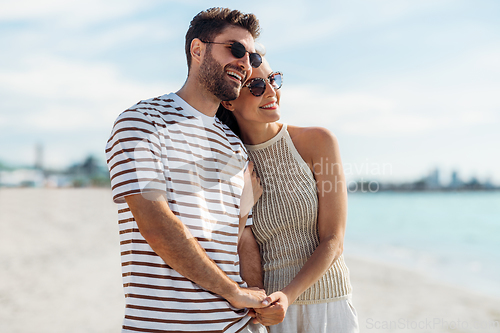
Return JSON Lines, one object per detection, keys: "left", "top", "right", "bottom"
{"left": 245, "top": 124, "right": 352, "bottom": 304}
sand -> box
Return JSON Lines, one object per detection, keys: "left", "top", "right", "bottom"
{"left": 347, "top": 256, "right": 500, "bottom": 332}
{"left": 1, "top": 188, "right": 499, "bottom": 333}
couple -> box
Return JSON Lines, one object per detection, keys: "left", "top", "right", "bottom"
{"left": 105, "top": 7, "right": 358, "bottom": 333}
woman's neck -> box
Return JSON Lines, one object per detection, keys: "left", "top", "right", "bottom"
{"left": 240, "top": 122, "right": 282, "bottom": 145}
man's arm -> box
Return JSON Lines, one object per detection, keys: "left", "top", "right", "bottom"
{"left": 125, "top": 192, "right": 268, "bottom": 309}
{"left": 238, "top": 226, "right": 264, "bottom": 289}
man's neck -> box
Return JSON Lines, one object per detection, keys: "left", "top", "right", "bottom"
{"left": 176, "top": 78, "right": 220, "bottom": 117}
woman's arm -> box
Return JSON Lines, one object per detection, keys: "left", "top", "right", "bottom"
{"left": 282, "top": 127, "right": 347, "bottom": 300}
{"left": 253, "top": 127, "right": 347, "bottom": 326}
{"left": 238, "top": 226, "right": 264, "bottom": 288}
{"left": 238, "top": 161, "right": 264, "bottom": 288}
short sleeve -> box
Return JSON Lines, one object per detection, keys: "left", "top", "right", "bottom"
{"left": 246, "top": 210, "right": 253, "bottom": 226}
{"left": 105, "top": 110, "right": 167, "bottom": 203}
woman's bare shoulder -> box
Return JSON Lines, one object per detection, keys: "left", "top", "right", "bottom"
{"left": 287, "top": 125, "right": 338, "bottom": 146}
{"left": 287, "top": 125, "right": 339, "bottom": 164}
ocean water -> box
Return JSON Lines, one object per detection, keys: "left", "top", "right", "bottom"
{"left": 344, "top": 192, "right": 500, "bottom": 298}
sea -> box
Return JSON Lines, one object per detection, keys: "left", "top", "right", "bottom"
{"left": 344, "top": 191, "right": 500, "bottom": 298}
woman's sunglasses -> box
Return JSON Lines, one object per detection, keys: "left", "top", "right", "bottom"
{"left": 201, "top": 40, "right": 262, "bottom": 68}
{"left": 244, "top": 72, "right": 283, "bottom": 97}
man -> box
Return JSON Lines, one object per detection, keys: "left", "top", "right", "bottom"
{"left": 105, "top": 8, "right": 269, "bottom": 333}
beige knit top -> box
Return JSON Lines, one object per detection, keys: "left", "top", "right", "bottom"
{"left": 245, "top": 124, "right": 352, "bottom": 304}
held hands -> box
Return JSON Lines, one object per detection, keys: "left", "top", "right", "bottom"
{"left": 226, "top": 286, "right": 269, "bottom": 310}
{"left": 248, "top": 291, "right": 290, "bottom": 326}
{"left": 225, "top": 287, "right": 289, "bottom": 326}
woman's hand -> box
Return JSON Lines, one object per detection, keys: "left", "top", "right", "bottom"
{"left": 250, "top": 291, "right": 290, "bottom": 326}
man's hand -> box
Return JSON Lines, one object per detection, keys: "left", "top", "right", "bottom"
{"left": 224, "top": 286, "right": 269, "bottom": 310}
{"left": 249, "top": 291, "right": 289, "bottom": 326}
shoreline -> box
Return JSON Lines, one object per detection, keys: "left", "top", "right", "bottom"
{"left": 345, "top": 243, "right": 500, "bottom": 299}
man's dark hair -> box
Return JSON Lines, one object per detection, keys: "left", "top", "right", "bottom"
{"left": 185, "top": 7, "right": 260, "bottom": 71}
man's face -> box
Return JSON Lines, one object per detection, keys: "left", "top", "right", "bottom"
{"left": 198, "top": 47, "right": 240, "bottom": 101}
{"left": 198, "top": 26, "right": 256, "bottom": 101}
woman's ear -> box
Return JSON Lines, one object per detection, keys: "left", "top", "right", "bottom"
{"left": 221, "top": 100, "right": 235, "bottom": 111}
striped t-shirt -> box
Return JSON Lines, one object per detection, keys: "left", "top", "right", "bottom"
{"left": 105, "top": 92, "right": 253, "bottom": 333}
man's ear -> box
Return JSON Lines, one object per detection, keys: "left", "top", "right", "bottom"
{"left": 190, "top": 38, "right": 204, "bottom": 64}
{"left": 221, "top": 100, "right": 235, "bottom": 111}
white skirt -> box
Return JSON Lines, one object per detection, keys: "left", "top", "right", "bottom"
{"left": 268, "top": 297, "right": 359, "bottom": 333}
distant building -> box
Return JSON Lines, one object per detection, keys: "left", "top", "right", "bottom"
{"left": 350, "top": 167, "right": 499, "bottom": 193}
{"left": 0, "top": 168, "right": 45, "bottom": 187}
{"left": 0, "top": 154, "right": 110, "bottom": 188}
{"left": 412, "top": 167, "right": 441, "bottom": 191}
{"left": 449, "top": 170, "right": 463, "bottom": 189}
{"left": 425, "top": 168, "right": 440, "bottom": 189}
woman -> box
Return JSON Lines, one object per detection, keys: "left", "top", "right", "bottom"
{"left": 217, "top": 58, "right": 359, "bottom": 333}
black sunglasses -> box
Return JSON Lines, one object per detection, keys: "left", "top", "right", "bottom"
{"left": 244, "top": 72, "right": 283, "bottom": 97}
{"left": 201, "top": 40, "right": 262, "bottom": 68}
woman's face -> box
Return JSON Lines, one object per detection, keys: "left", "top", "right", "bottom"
{"left": 226, "top": 59, "right": 281, "bottom": 126}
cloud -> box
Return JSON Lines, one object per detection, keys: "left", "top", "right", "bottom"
{"left": 281, "top": 74, "right": 499, "bottom": 137}
{"left": 0, "top": 0, "right": 162, "bottom": 27}
{"left": 276, "top": 31, "right": 500, "bottom": 137}
{"left": 57, "top": 21, "right": 175, "bottom": 56}
{"left": 280, "top": 88, "right": 431, "bottom": 136}
{"left": 1, "top": 0, "right": 499, "bottom": 180}
{"left": 0, "top": 2, "right": 177, "bottom": 61}
{"left": 280, "top": 88, "right": 394, "bottom": 119}
{"left": 0, "top": 55, "right": 173, "bottom": 131}
{"left": 255, "top": 0, "right": 454, "bottom": 50}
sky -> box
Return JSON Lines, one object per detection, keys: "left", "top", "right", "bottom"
{"left": 1, "top": 0, "right": 499, "bottom": 184}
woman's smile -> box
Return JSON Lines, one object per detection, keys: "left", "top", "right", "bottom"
{"left": 260, "top": 101, "right": 278, "bottom": 109}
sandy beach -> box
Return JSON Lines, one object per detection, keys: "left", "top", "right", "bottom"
{"left": 1, "top": 188, "right": 499, "bottom": 333}
{"left": 348, "top": 257, "right": 500, "bottom": 332}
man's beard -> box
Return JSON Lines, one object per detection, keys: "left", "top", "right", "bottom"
{"left": 198, "top": 50, "right": 241, "bottom": 101}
